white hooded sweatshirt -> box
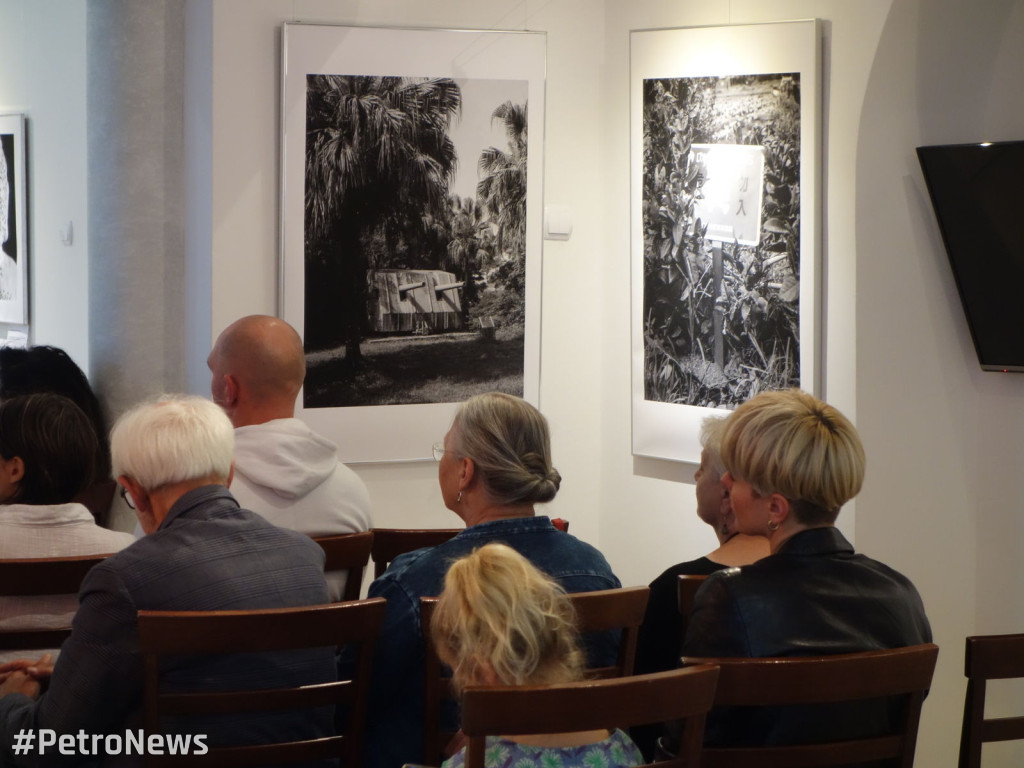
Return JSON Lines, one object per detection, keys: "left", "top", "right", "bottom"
{"left": 231, "top": 418, "right": 372, "bottom": 599}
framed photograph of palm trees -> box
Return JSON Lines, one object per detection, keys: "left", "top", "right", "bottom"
{"left": 0, "top": 114, "right": 28, "bottom": 325}
{"left": 630, "top": 20, "right": 821, "bottom": 463}
{"left": 280, "top": 23, "right": 545, "bottom": 463}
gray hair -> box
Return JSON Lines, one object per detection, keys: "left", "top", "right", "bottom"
{"left": 451, "top": 392, "right": 561, "bottom": 506}
{"left": 111, "top": 395, "right": 234, "bottom": 491}
{"left": 699, "top": 414, "right": 729, "bottom": 478}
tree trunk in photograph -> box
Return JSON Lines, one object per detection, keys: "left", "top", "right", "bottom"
{"left": 712, "top": 244, "right": 724, "bottom": 368}
{"left": 338, "top": 216, "right": 365, "bottom": 363}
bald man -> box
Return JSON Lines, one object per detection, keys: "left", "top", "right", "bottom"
{"left": 207, "top": 315, "right": 372, "bottom": 599}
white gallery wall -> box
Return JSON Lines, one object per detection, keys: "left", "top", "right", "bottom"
{"left": 855, "top": 0, "right": 1024, "bottom": 763}
{"left": 0, "top": 0, "right": 89, "bottom": 365}
{"left": 4, "top": 0, "right": 1024, "bottom": 764}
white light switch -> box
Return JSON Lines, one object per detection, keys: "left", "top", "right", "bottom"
{"left": 544, "top": 205, "right": 573, "bottom": 241}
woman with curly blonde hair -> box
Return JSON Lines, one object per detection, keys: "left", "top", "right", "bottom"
{"left": 432, "top": 543, "right": 642, "bottom": 768}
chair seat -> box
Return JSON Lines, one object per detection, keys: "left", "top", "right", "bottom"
{"left": 959, "top": 632, "right": 1024, "bottom": 768}
{"left": 682, "top": 644, "right": 939, "bottom": 768}
{"left": 420, "top": 586, "right": 650, "bottom": 765}
{"left": 138, "top": 598, "right": 386, "bottom": 768}
{"left": 370, "top": 528, "right": 462, "bottom": 578}
{"left": 0, "top": 554, "right": 111, "bottom": 651}
{"left": 459, "top": 666, "right": 720, "bottom": 768}
{"left": 313, "top": 530, "right": 373, "bottom": 601}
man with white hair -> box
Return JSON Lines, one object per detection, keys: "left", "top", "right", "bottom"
{"left": 207, "top": 315, "right": 371, "bottom": 599}
{"left": 0, "top": 395, "right": 335, "bottom": 764}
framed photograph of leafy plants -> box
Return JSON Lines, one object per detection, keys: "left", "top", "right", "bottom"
{"left": 630, "top": 20, "right": 821, "bottom": 463}
{"left": 0, "top": 114, "right": 28, "bottom": 325}
{"left": 280, "top": 24, "right": 545, "bottom": 463}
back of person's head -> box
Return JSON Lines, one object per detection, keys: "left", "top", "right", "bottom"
{"left": 720, "top": 388, "right": 865, "bottom": 525}
{"left": 450, "top": 392, "right": 561, "bottom": 506}
{"left": 111, "top": 395, "right": 233, "bottom": 491}
{"left": 0, "top": 393, "right": 99, "bottom": 505}
{"left": 699, "top": 414, "right": 729, "bottom": 478}
{"left": 0, "top": 345, "right": 111, "bottom": 479}
{"left": 431, "top": 543, "right": 584, "bottom": 692}
{"left": 211, "top": 315, "right": 305, "bottom": 402}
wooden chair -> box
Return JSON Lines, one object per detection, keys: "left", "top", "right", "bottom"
{"left": 370, "top": 528, "right": 461, "bottom": 578}
{"left": 0, "top": 554, "right": 110, "bottom": 650}
{"left": 460, "top": 666, "right": 721, "bottom": 768}
{"left": 313, "top": 530, "right": 374, "bottom": 601}
{"left": 959, "top": 633, "right": 1024, "bottom": 767}
{"left": 138, "top": 597, "right": 386, "bottom": 768}
{"left": 681, "top": 643, "right": 939, "bottom": 768}
{"left": 677, "top": 573, "right": 709, "bottom": 624}
{"left": 421, "top": 586, "right": 651, "bottom": 765}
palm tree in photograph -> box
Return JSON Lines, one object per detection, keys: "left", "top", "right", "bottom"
{"left": 476, "top": 101, "right": 527, "bottom": 301}
{"left": 305, "top": 74, "right": 461, "bottom": 360}
{"left": 443, "top": 194, "right": 490, "bottom": 323}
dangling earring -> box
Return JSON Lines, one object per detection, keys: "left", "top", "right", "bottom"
{"left": 767, "top": 520, "right": 780, "bottom": 532}
{"left": 457, "top": 491, "right": 463, "bottom": 503}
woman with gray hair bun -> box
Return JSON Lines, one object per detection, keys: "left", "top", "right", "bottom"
{"left": 358, "top": 392, "right": 621, "bottom": 768}
{"left": 442, "top": 391, "right": 562, "bottom": 511}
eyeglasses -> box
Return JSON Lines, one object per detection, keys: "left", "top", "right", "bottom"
{"left": 432, "top": 441, "right": 446, "bottom": 461}
{"left": 120, "top": 485, "right": 137, "bottom": 510}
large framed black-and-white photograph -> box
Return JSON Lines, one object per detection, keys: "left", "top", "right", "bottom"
{"left": 0, "top": 114, "right": 28, "bottom": 325}
{"left": 281, "top": 24, "right": 546, "bottom": 463}
{"left": 630, "top": 21, "right": 821, "bottom": 463}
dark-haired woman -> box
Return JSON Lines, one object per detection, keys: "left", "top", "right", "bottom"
{"left": 0, "top": 345, "right": 117, "bottom": 525}
{"left": 0, "top": 394, "right": 133, "bottom": 660}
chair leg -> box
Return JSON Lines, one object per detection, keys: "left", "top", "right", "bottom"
{"left": 958, "top": 679, "right": 984, "bottom": 768}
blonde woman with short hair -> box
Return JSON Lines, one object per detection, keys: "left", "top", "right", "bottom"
{"left": 432, "top": 543, "right": 643, "bottom": 768}
{"left": 682, "top": 389, "right": 931, "bottom": 749}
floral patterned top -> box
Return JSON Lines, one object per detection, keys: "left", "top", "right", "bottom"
{"left": 441, "top": 729, "right": 643, "bottom": 768}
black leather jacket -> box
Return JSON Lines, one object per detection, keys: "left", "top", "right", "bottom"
{"left": 682, "top": 526, "right": 932, "bottom": 748}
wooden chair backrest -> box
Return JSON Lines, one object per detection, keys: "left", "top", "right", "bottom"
{"left": 681, "top": 643, "right": 939, "bottom": 768}
{"left": 138, "top": 597, "right": 386, "bottom": 768}
{"left": 313, "top": 531, "right": 374, "bottom": 601}
{"left": 370, "top": 528, "right": 461, "bottom": 578}
{"left": 0, "top": 554, "right": 111, "bottom": 650}
{"left": 421, "top": 586, "right": 651, "bottom": 765}
{"left": 959, "top": 633, "right": 1024, "bottom": 768}
{"left": 677, "top": 573, "right": 709, "bottom": 623}
{"left": 461, "top": 666, "right": 720, "bottom": 768}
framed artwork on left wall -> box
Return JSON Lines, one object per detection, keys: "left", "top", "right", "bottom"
{"left": 0, "top": 114, "right": 28, "bottom": 325}
{"left": 280, "top": 23, "right": 546, "bottom": 463}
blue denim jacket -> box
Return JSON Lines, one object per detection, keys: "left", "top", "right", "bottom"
{"left": 358, "top": 516, "right": 621, "bottom": 768}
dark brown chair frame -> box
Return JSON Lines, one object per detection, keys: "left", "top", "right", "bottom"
{"left": 313, "top": 530, "right": 374, "bottom": 601}
{"left": 138, "top": 598, "right": 386, "bottom": 768}
{"left": 959, "top": 633, "right": 1024, "bottom": 768}
{"left": 370, "top": 528, "right": 462, "bottom": 579}
{"left": 677, "top": 573, "right": 709, "bottom": 624}
{"left": 0, "top": 554, "right": 111, "bottom": 650}
{"left": 460, "top": 666, "right": 721, "bottom": 768}
{"left": 421, "top": 585, "right": 651, "bottom": 765}
{"left": 682, "top": 643, "right": 939, "bottom": 768}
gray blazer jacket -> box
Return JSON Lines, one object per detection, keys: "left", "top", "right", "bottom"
{"left": 0, "top": 485, "right": 334, "bottom": 767}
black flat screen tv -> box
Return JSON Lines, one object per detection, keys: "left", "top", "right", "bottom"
{"left": 917, "top": 140, "right": 1024, "bottom": 371}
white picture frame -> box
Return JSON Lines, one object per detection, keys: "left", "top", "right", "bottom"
{"left": 0, "top": 114, "right": 28, "bottom": 326}
{"left": 280, "top": 24, "right": 546, "bottom": 463}
{"left": 630, "top": 20, "right": 821, "bottom": 463}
